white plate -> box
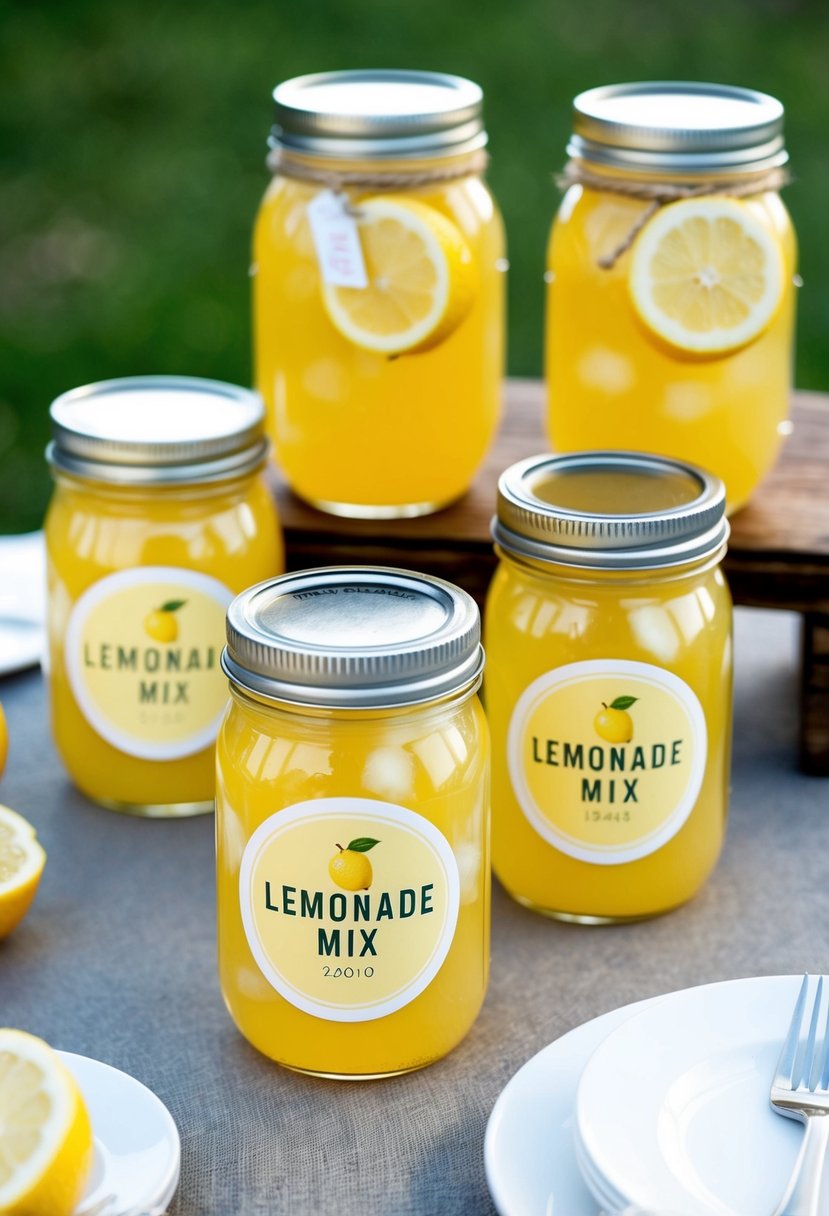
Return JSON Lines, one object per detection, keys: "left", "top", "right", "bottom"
{"left": 58, "top": 1051, "right": 180, "bottom": 1216}
{"left": 0, "top": 617, "right": 44, "bottom": 675}
{"left": 484, "top": 994, "right": 658, "bottom": 1216}
{"left": 576, "top": 975, "right": 816, "bottom": 1216}
{"left": 0, "top": 531, "right": 46, "bottom": 675}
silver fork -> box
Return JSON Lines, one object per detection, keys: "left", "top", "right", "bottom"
{"left": 770, "top": 974, "right": 829, "bottom": 1216}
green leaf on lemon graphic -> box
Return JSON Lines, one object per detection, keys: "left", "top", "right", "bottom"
{"left": 144, "top": 600, "right": 187, "bottom": 643}
{"left": 329, "top": 839, "right": 380, "bottom": 891}
{"left": 594, "top": 696, "right": 638, "bottom": 743}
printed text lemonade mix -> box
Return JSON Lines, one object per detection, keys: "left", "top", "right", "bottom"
{"left": 531, "top": 698, "right": 682, "bottom": 811}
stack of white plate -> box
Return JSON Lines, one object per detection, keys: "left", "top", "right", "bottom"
{"left": 486, "top": 975, "right": 825, "bottom": 1216}
{"left": 61, "top": 1052, "right": 180, "bottom": 1216}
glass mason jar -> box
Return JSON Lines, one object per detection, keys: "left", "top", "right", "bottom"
{"left": 485, "top": 452, "right": 733, "bottom": 923}
{"left": 546, "top": 82, "right": 797, "bottom": 513}
{"left": 253, "top": 69, "right": 506, "bottom": 518}
{"left": 45, "top": 377, "right": 284, "bottom": 816}
{"left": 216, "top": 567, "right": 490, "bottom": 1078}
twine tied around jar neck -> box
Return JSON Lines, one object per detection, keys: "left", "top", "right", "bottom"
{"left": 557, "top": 160, "right": 791, "bottom": 270}
{"left": 267, "top": 147, "right": 489, "bottom": 196}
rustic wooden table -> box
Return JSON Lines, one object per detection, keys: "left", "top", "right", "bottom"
{"left": 274, "top": 380, "right": 829, "bottom": 774}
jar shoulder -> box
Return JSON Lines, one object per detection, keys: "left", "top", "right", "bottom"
{"left": 485, "top": 562, "right": 732, "bottom": 657}
{"left": 47, "top": 475, "right": 274, "bottom": 529}
{"left": 218, "top": 695, "right": 489, "bottom": 800}
{"left": 46, "top": 476, "right": 281, "bottom": 580}
{"left": 549, "top": 183, "right": 796, "bottom": 267}
{"left": 255, "top": 172, "right": 503, "bottom": 247}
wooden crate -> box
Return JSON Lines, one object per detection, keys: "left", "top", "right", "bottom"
{"left": 273, "top": 379, "right": 829, "bottom": 774}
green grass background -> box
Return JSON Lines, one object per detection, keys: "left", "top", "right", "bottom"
{"left": 3, "top": 0, "right": 828, "bottom": 531}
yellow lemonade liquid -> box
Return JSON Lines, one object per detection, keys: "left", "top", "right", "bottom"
{"left": 254, "top": 72, "right": 505, "bottom": 517}
{"left": 547, "top": 188, "right": 796, "bottom": 512}
{"left": 486, "top": 453, "right": 733, "bottom": 922}
{"left": 216, "top": 568, "right": 490, "bottom": 1077}
{"left": 45, "top": 377, "right": 283, "bottom": 814}
{"left": 546, "top": 83, "right": 797, "bottom": 513}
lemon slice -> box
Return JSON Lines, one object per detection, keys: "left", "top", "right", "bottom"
{"left": 0, "top": 805, "right": 46, "bottom": 939}
{"left": 0, "top": 1029, "right": 93, "bottom": 1215}
{"left": 0, "top": 703, "right": 8, "bottom": 777}
{"left": 322, "top": 196, "right": 476, "bottom": 355}
{"left": 629, "top": 197, "right": 784, "bottom": 354}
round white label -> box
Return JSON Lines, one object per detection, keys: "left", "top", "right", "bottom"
{"left": 239, "top": 797, "right": 461, "bottom": 1022}
{"left": 508, "top": 659, "right": 708, "bottom": 865}
{"left": 65, "top": 566, "right": 233, "bottom": 760}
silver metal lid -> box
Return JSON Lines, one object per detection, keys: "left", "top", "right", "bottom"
{"left": 48, "top": 376, "right": 269, "bottom": 485}
{"left": 223, "top": 566, "right": 483, "bottom": 709}
{"left": 494, "top": 452, "right": 728, "bottom": 570}
{"left": 568, "top": 81, "right": 787, "bottom": 177}
{"left": 270, "top": 70, "right": 486, "bottom": 160}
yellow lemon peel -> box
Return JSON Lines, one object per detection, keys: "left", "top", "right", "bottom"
{"left": 0, "top": 1028, "right": 93, "bottom": 1216}
{"left": 0, "top": 805, "right": 46, "bottom": 939}
{"left": 0, "top": 703, "right": 7, "bottom": 778}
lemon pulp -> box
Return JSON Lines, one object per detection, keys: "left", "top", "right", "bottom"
{"left": 0, "top": 805, "right": 46, "bottom": 939}
{"left": 0, "top": 1029, "right": 93, "bottom": 1216}
{"left": 629, "top": 197, "right": 784, "bottom": 354}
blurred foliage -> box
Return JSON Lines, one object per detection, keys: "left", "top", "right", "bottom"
{"left": 2, "top": 0, "right": 828, "bottom": 530}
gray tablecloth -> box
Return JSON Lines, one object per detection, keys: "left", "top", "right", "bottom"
{"left": 2, "top": 608, "right": 826, "bottom": 1216}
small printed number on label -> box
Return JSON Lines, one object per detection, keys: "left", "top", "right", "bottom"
{"left": 139, "top": 710, "right": 186, "bottom": 727}
{"left": 585, "top": 810, "right": 631, "bottom": 823}
{"left": 322, "top": 966, "right": 375, "bottom": 978}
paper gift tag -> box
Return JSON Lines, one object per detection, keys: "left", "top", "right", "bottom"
{"left": 307, "top": 190, "right": 368, "bottom": 288}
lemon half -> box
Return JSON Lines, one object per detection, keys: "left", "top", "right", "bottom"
{"left": 0, "top": 1029, "right": 93, "bottom": 1216}
{"left": 0, "top": 703, "right": 8, "bottom": 777}
{"left": 322, "top": 196, "right": 476, "bottom": 356}
{"left": 629, "top": 197, "right": 784, "bottom": 355}
{"left": 0, "top": 805, "right": 46, "bottom": 939}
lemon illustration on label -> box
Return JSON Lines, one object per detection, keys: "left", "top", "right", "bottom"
{"left": 143, "top": 599, "right": 187, "bottom": 643}
{"left": 593, "top": 695, "right": 638, "bottom": 743}
{"left": 328, "top": 837, "right": 380, "bottom": 891}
